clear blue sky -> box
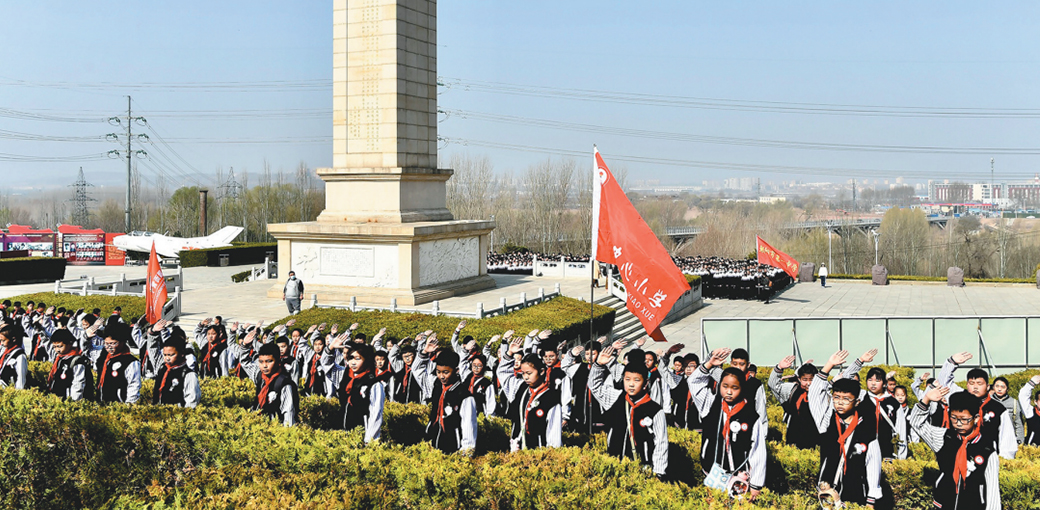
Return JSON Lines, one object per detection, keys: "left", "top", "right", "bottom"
{"left": 2, "top": 1, "right": 1039, "bottom": 191}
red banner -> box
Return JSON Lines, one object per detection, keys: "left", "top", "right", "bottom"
{"left": 756, "top": 236, "right": 800, "bottom": 278}
{"left": 105, "top": 233, "right": 126, "bottom": 266}
{"left": 593, "top": 149, "right": 689, "bottom": 341}
{"left": 145, "top": 241, "right": 167, "bottom": 324}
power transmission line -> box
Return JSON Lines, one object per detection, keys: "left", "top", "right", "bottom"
{"left": 439, "top": 137, "right": 1040, "bottom": 181}
{"left": 440, "top": 77, "right": 1040, "bottom": 119}
{"left": 442, "top": 109, "right": 1040, "bottom": 155}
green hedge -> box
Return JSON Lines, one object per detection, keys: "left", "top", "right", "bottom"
{"left": 268, "top": 296, "right": 617, "bottom": 347}
{"left": 684, "top": 273, "right": 702, "bottom": 288}
{"left": 0, "top": 257, "right": 66, "bottom": 285}
{"left": 828, "top": 273, "right": 1035, "bottom": 284}
{"left": 1, "top": 292, "right": 145, "bottom": 320}
{"left": 178, "top": 243, "right": 277, "bottom": 268}
{"left": 8, "top": 364, "right": 1040, "bottom": 508}
{"left": 230, "top": 269, "right": 251, "bottom": 283}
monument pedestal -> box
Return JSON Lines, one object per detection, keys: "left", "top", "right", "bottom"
{"left": 268, "top": 219, "right": 495, "bottom": 306}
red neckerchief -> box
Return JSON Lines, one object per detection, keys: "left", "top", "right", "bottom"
{"left": 524, "top": 381, "right": 550, "bottom": 435}
{"left": 47, "top": 348, "right": 82, "bottom": 385}
{"left": 32, "top": 334, "right": 46, "bottom": 359}
{"left": 952, "top": 426, "right": 982, "bottom": 492}
{"left": 941, "top": 402, "right": 951, "bottom": 428}
{"left": 345, "top": 369, "right": 370, "bottom": 406}
{"left": 307, "top": 352, "right": 322, "bottom": 388}
{"left": 437, "top": 378, "right": 459, "bottom": 430}
{"left": 203, "top": 336, "right": 224, "bottom": 372}
{"left": 257, "top": 368, "right": 282, "bottom": 407}
{"left": 404, "top": 364, "right": 412, "bottom": 393}
{"left": 0, "top": 345, "right": 17, "bottom": 370}
{"left": 979, "top": 394, "right": 992, "bottom": 415}
{"left": 795, "top": 391, "right": 808, "bottom": 411}
{"left": 158, "top": 362, "right": 185, "bottom": 396}
{"left": 720, "top": 399, "right": 747, "bottom": 455}
{"left": 626, "top": 391, "right": 653, "bottom": 441}
{"left": 98, "top": 348, "right": 129, "bottom": 390}
{"left": 468, "top": 372, "right": 484, "bottom": 393}
{"left": 836, "top": 412, "right": 859, "bottom": 473}
{"left": 745, "top": 372, "right": 753, "bottom": 381}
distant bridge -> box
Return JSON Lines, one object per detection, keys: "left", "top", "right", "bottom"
{"left": 666, "top": 216, "right": 950, "bottom": 241}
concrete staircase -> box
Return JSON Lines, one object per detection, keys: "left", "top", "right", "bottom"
{"left": 594, "top": 294, "right": 646, "bottom": 344}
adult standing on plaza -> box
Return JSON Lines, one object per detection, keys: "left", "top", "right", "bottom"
{"left": 818, "top": 264, "right": 828, "bottom": 288}
{"left": 283, "top": 271, "right": 304, "bottom": 315}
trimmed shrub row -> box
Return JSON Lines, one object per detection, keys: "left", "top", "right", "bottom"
{"left": 1, "top": 292, "right": 145, "bottom": 320}
{"left": 0, "top": 257, "right": 66, "bottom": 285}
{"left": 268, "top": 296, "right": 617, "bottom": 347}
{"left": 5, "top": 372, "right": 1040, "bottom": 509}
{"left": 178, "top": 242, "right": 277, "bottom": 268}
{"left": 230, "top": 269, "right": 251, "bottom": 283}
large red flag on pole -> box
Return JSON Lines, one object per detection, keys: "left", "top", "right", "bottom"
{"left": 145, "top": 241, "right": 167, "bottom": 324}
{"left": 592, "top": 148, "right": 689, "bottom": 341}
{"left": 756, "top": 235, "right": 800, "bottom": 278}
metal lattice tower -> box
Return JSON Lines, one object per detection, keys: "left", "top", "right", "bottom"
{"left": 69, "top": 167, "right": 96, "bottom": 226}
{"left": 218, "top": 167, "right": 243, "bottom": 200}
{"left": 217, "top": 167, "right": 244, "bottom": 227}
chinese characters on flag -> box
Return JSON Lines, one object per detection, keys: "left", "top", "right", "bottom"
{"left": 592, "top": 148, "right": 690, "bottom": 341}
{"left": 145, "top": 241, "right": 168, "bottom": 324}
{"left": 756, "top": 235, "right": 800, "bottom": 278}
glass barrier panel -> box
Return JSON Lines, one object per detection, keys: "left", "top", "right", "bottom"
{"left": 888, "top": 319, "right": 938, "bottom": 368}
{"left": 793, "top": 319, "right": 841, "bottom": 365}
{"left": 748, "top": 320, "right": 794, "bottom": 365}
{"left": 979, "top": 318, "right": 1025, "bottom": 369}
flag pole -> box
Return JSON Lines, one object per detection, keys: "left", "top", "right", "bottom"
{"left": 589, "top": 145, "right": 597, "bottom": 347}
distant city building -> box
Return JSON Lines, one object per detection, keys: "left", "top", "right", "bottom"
{"left": 928, "top": 175, "right": 1040, "bottom": 206}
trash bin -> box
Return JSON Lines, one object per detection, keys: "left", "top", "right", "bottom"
{"left": 219, "top": 254, "right": 230, "bottom": 267}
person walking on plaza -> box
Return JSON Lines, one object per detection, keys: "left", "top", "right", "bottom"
{"left": 282, "top": 271, "right": 304, "bottom": 315}
{"left": 819, "top": 264, "right": 828, "bottom": 287}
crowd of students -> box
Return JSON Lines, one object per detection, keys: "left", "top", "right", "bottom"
{"left": 1, "top": 298, "right": 1036, "bottom": 508}
{"left": 486, "top": 252, "right": 792, "bottom": 302}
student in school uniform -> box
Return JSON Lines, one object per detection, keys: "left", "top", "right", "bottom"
{"left": 668, "top": 353, "right": 703, "bottom": 431}
{"left": 301, "top": 333, "right": 333, "bottom": 397}
{"left": 991, "top": 376, "right": 1025, "bottom": 446}
{"left": 1019, "top": 375, "right": 1040, "bottom": 446}
{"left": 414, "top": 343, "right": 477, "bottom": 454}
{"left": 588, "top": 342, "right": 669, "bottom": 478}
{"left": 538, "top": 340, "right": 573, "bottom": 425}
{"left": 328, "top": 337, "right": 384, "bottom": 443}
{"left": 688, "top": 347, "right": 767, "bottom": 500}
{"left": 892, "top": 384, "right": 915, "bottom": 453}
{"left": 234, "top": 332, "right": 298, "bottom": 426}
{"left": 769, "top": 355, "right": 822, "bottom": 450}
{"left": 861, "top": 367, "right": 904, "bottom": 461}
{"left": 152, "top": 336, "right": 201, "bottom": 408}
{"left": 911, "top": 385, "right": 1001, "bottom": 510}
{"left": 46, "top": 329, "right": 93, "bottom": 401}
{"left": 463, "top": 353, "right": 496, "bottom": 416}
{"left": 563, "top": 340, "right": 606, "bottom": 433}
{"left": 808, "top": 350, "right": 893, "bottom": 510}
{"left": 729, "top": 348, "right": 767, "bottom": 422}
{"left": 193, "top": 318, "right": 227, "bottom": 378}
{"left": 390, "top": 343, "right": 425, "bottom": 404}
{"left": 496, "top": 332, "right": 562, "bottom": 451}
{"left": 95, "top": 322, "right": 141, "bottom": 404}
{"left": 935, "top": 352, "right": 1018, "bottom": 459}
{"left": 0, "top": 323, "right": 29, "bottom": 389}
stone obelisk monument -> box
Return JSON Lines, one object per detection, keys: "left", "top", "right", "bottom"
{"left": 268, "top": 0, "right": 495, "bottom": 306}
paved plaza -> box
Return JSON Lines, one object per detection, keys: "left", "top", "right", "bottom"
{"left": 4, "top": 266, "right": 1040, "bottom": 350}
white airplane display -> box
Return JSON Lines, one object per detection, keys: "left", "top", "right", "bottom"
{"left": 112, "top": 226, "right": 245, "bottom": 259}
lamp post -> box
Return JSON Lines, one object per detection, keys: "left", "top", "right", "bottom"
{"left": 871, "top": 229, "right": 881, "bottom": 266}
{"left": 827, "top": 222, "right": 833, "bottom": 270}
{"left": 489, "top": 215, "right": 495, "bottom": 253}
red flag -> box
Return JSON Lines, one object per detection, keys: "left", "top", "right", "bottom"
{"left": 756, "top": 236, "right": 800, "bottom": 278}
{"left": 145, "top": 241, "right": 168, "bottom": 324}
{"left": 593, "top": 148, "right": 689, "bottom": 341}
